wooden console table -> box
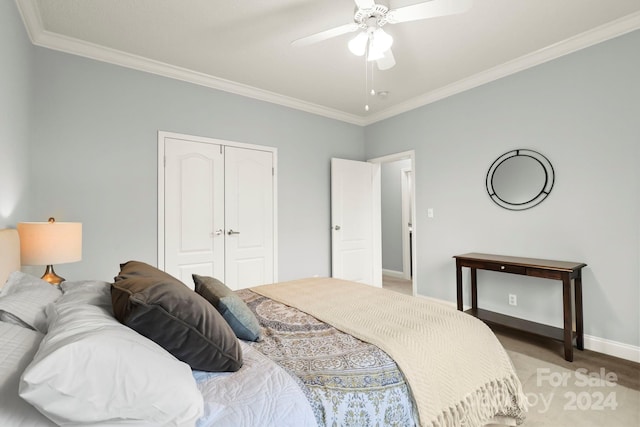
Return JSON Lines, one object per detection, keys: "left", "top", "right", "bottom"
{"left": 454, "top": 253, "right": 587, "bottom": 362}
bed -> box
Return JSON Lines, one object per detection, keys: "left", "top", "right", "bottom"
{"left": 0, "top": 228, "right": 527, "bottom": 426}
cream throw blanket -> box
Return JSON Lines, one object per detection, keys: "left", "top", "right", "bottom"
{"left": 252, "top": 278, "right": 527, "bottom": 427}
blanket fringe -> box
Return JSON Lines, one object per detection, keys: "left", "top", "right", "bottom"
{"left": 425, "top": 374, "right": 528, "bottom": 427}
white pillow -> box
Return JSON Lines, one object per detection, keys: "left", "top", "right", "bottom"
{"left": 19, "top": 280, "right": 204, "bottom": 426}
{"left": 0, "top": 271, "right": 61, "bottom": 333}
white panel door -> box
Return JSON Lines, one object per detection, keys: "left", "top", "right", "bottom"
{"left": 225, "top": 147, "right": 274, "bottom": 290}
{"left": 331, "top": 158, "right": 381, "bottom": 287}
{"left": 164, "top": 138, "right": 224, "bottom": 287}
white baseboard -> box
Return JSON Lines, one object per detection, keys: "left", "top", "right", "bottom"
{"left": 415, "top": 294, "right": 457, "bottom": 308}
{"left": 415, "top": 294, "right": 640, "bottom": 363}
{"left": 382, "top": 269, "right": 404, "bottom": 279}
{"left": 583, "top": 334, "right": 640, "bottom": 363}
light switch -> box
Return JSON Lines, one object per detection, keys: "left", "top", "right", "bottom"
{"left": 427, "top": 208, "right": 434, "bottom": 218}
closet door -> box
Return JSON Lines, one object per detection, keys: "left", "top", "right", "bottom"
{"left": 160, "top": 132, "right": 276, "bottom": 290}
{"left": 224, "top": 147, "right": 274, "bottom": 290}
{"left": 164, "top": 138, "right": 224, "bottom": 286}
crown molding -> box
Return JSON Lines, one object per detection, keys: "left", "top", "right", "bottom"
{"left": 15, "top": 0, "right": 41, "bottom": 41}
{"left": 36, "top": 30, "right": 368, "bottom": 126}
{"left": 364, "top": 11, "right": 640, "bottom": 125}
{"left": 15, "top": 0, "right": 640, "bottom": 127}
{"left": 14, "top": 0, "right": 367, "bottom": 126}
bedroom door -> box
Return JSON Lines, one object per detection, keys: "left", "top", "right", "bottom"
{"left": 160, "top": 133, "right": 276, "bottom": 290}
{"left": 331, "top": 158, "right": 382, "bottom": 287}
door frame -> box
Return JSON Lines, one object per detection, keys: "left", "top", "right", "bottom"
{"left": 400, "top": 166, "right": 412, "bottom": 280}
{"left": 368, "top": 150, "right": 416, "bottom": 296}
{"left": 157, "top": 131, "right": 278, "bottom": 282}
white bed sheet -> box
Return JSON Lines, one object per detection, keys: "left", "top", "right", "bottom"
{"left": 194, "top": 340, "right": 318, "bottom": 427}
{"left": 0, "top": 321, "right": 56, "bottom": 426}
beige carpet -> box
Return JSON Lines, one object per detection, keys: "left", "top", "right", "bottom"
{"left": 494, "top": 326, "right": 639, "bottom": 392}
{"left": 507, "top": 349, "right": 639, "bottom": 426}
{"left": 382, "top": 274, "right": 413, "bottom": 295}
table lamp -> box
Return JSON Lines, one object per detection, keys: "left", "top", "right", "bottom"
{"left": 17, "top": 218, "right": 82, "bottom": 285}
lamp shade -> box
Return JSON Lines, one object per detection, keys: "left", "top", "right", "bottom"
{"left": 17, "top": 221, "right": 82, "bottom": 266}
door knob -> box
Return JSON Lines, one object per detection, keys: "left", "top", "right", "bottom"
{"left": 227, "top": 229, "right": 240, "bottom": 235}
{"left": 333, "top": 225, "right": 341, "bottom": 230}
{"left": 211, "top": 229, "right": 223, "bottom": 237}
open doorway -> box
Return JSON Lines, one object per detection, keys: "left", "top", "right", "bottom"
{"left": 369, "top": 151, "right": 416, "bottom": 296}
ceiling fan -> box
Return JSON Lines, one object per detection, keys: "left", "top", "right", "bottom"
{"left": 292, "top": 0, "right": 473, "bottom": 70}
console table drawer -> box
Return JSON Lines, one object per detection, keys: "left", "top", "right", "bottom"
{"left": 464, "top": 260, "right": 526, "bottom": 275}
{"left": 527, "top": 268, "right": 564, "bottom": 280}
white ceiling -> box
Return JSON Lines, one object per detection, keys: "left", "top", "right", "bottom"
{"left": 16, "top": 0, "right": 640, "bottom": 125}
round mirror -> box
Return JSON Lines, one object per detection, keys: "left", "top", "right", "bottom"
{"left": 486, "top": 149, "right": 554, "bottom": 210}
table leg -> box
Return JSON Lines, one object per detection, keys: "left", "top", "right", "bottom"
{"left": 471, "top": 268, "right": 478, "bottom": 310}
{"left": 562, "top": 275, "right": 573, "bottom": 362}
{"left": 575, "top": 274, "right": 584, "bottom": 351}
{"left": 456, "top": 260, "right": 463, "bottom": 311}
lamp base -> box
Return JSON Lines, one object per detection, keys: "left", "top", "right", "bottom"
{"left": 41, "top": 265, "right": 65, "bottom": 285}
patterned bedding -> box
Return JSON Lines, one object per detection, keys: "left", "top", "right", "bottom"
{"left": 251, "top": 278, "right": 527, "bottom": 427}
{"left": 237, "top": 289, "right": 419, "bottom": 427}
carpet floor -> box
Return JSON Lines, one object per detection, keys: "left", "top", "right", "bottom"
{"left": 495, "top": 327, "right": 639, "bottom": 426}
{"left": 382, "top": 275, "right": 413, "bottom": 295}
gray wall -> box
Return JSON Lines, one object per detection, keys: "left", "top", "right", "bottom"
{"left": 381, "top": 159, "right": 411, "bottom": 272}
{"left": 0, "top": 0, "right": 33, "bottom": 227}
{"left": 365, "top": 30, "right": 640, "bottom": 347}
{"left": 23, "top": 48, "right": 364, "bottom": 282}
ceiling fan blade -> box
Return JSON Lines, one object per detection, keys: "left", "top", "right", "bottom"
{"left": 291, "top": 23, "right": 359, "bottom": 47}
{"left": 387, "top": 0, "right": 472, "bottom": 24}
{"left": 376, "top": 49, "right": 396, "bottom": 71}
{"left": 354, "top": 0, "right": 376, "bottom": 9}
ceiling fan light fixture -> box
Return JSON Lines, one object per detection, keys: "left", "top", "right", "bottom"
{"left": 367, "top": 28, "right": 393, "bottom": 61}
{"left": 348, "top": 31, "right": 368, "bottom": 56}
{"left": 373, "top": 28, "right": 393, "bottom": 51}
{"left": 367, "top": 47, "right": 384, "bottom": 61}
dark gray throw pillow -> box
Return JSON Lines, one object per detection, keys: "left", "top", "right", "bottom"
{"left": 192, "top": 274, "right": 262, "bottom": 342}
{"left": 111, "top": 261, "right": 242, "bottom": 372}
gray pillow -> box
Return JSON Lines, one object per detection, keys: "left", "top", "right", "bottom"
{"left": 192, "top": 275, "right": 262, "bottom": 342}
{"left": 111, "top": 261, "right": 242, "bottom": 372}
{"left": 0, "top": 271, "right": 62, "bottom": 333}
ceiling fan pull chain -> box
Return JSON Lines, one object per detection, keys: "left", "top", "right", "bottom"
{"left": 364, "top": 44, "right": 370, "bottom": 111}
{"left": 370, "top": 61, "right": 376, "bottom": 96}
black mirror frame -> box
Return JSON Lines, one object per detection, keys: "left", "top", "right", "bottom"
{"left": 486, "top": 149, "right": 555, "bottom": 211}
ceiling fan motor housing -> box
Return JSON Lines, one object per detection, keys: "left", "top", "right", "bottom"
{"left": 354, "top": 4, "right": 390, "bottom": 29}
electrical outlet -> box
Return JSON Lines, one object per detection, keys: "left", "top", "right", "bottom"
{"left": 508, "top": 294, "right": 517, "bottom": 306}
